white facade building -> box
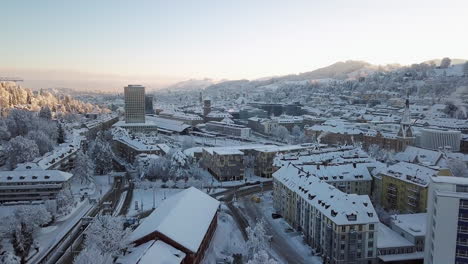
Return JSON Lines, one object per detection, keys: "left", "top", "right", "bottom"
{"left": 420, "top": 128, "right": 461, "bottom": 151}
{"left": 424, "top": 175, "right": 468, "bottom": 264}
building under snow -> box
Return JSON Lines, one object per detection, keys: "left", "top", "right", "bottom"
{"left": 126, "top": 187, "right": 220, "bottom": 264}
{"left": 273, "top": 166, "right": 379, "bottom": 264}
{"left": 0, "top": 170, "right": 73, "bottom": 203}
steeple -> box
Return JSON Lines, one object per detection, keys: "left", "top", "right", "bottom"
{"left": 396, "top": 91, "right": 414, "bottom": 151}
{"left": 401, "top": 91, "right": 411, "bottom": 125}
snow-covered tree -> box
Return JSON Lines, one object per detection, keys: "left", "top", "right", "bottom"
{"left": 146, "top": 156, "right": 172, "bottom": 180}
{"left": 440, "top": 57, "right": 451, "bottom": 68}
{"left": 27, "top": 130, "right": 54, "bottom": 155}
{"left": 56, "top": 188, "right": 75, "bottom": 216}
{"left": 72, "top": 150, "right": 95, "bottom": 184}
{"left": 57, "top": 123, "right": 65, "bottom": 144}
{"left": 5, "top": 109, "right": 34, "bottom": 137}
{"left": 247, "top": 250, "right": 278, "bottom": 264}
{"left": 0, "top": 119, "right": 10, "bottom": 140}
{"left": 181, "top": 136, "right": 196, "bottom": 150}
{"left": 291, "top": 125, "right": 302, "bottom": 137}
{"left": 4, "top": 205, "right": 52, "bottom": 263}
{"left": 447, "top": 158, "right": 468, "bottom": 177}
{"left": 84, "top": 215, "right": 130, "bottom": 257}
{"left": 272, "top": 126, "right": 290, "bottom": 142}
{"left": 74, "top": 247, "right": 112, "bottom": 264}
{"left": 6, "top": 136, "right": 40, "bottom": 169}
{"left": 38, "top": 106, "right": 52, "bottom": 120}
{"left": 0, "top": 251, "right": 20, "bottom": 264}
{"left": 246, "top": 219, "right": 270, "bottom": 259}
{"left": 89, "top": 134, "right": 114, "bottom": 175}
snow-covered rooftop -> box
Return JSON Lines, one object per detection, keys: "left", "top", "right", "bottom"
{"left": 0, "top": 170, "right": 73, "bottom": 183}
{"left": 391, "top": 213, "right": 427, "bottom": 237}
{"left": 130, "top": 187, "right": 220, "bottom": 253}
{"left": 273, "top": 165, "right": 379, "bottom": 225}
{"left": 139, "top": 240, "right": 186, "bottom": 264}
{"left": 380, "top": 162, "right": 438, "bottom": 187}
{"left": 377, "top": 223, "right": 413, "bottom": 249}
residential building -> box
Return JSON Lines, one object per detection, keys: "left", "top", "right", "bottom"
{"left": 124, "top": 84, "right": 146, "bottom": 123}
{"left": 0, "top": 170, "right": 73, "bottom": 203}
{"left": 377, "top": 162, "right": 452, "bottom": 213}
{"left": 274, "top": 163, "right": 373, "bottom": 196}
{"left": 273, "top": 166, "right": 379, "bottom": 264}
{"left": 424, "top": 176, "right": 468, "bottom": 264}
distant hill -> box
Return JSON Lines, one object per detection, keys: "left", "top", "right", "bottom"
{"left": 296, "top": 60, "right": 373, "bottom": 80}
{"left": 164, "top": 78, "right": 215, "bottom": 91}
{"left": 423, "top": 58, "right": 467, "bottom": 66}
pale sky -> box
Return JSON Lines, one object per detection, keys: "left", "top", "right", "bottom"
{"left": 1, "top": 0, "right": 467, "bottom": 90}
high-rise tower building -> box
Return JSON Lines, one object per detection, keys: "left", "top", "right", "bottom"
{"left": 145, "top": 95, "right": 154, "bottom": 114}
{"left": 124, "top": 85, "right": 145, "bottom": 123}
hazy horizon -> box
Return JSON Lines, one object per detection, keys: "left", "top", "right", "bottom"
{"left": 2, "top": 0, "right": 468, "bottom": 91}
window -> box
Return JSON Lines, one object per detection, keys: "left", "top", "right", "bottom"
{"left": 369, "top": 232, "right": 374, "bottom": 239}
{"left": 368, "top": 241, "right": 373, "bottom": 248}
{"left": 367, "top": 250, "right": 373, "bottom": 257}
{"left": 369, "top": 224, "right": 374, "bottom": 231}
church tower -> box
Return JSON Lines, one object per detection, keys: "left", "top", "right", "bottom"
{"left": 396, "top": 93, "right": 415, "bottom": 151}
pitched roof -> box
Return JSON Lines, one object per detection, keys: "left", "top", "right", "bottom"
{"left": 130, "top": 187, "right": 220, "bottom": 253}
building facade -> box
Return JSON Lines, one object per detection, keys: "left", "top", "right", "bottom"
{"left": 273, "top": 166, "right": 379, "bottom": 264}
{"left": 201, "top": 148, "right": 244, "bottom": 181}
{"left": 424, "top": 176, "right": 468, "bottom": 264}
{"left": 124, "top": 84, "right": 146, "bottom": 123}
{"left": 0, "top": 170, "right": 73, "bottom": 203}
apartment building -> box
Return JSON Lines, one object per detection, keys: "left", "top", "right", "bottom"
{"left": 201, "top": 147, "right": 244, "bottom": 181}
{"left": 275, "top": 163, "right": 373, "bottom": 196}
{"left": 376, "top": 162, "right": 451, "bottom": 213}
{"left": 424, "top": 176, "right": 468, "bottom": 264}
{"left": 273, "top": 165, "right": 379, "bottom": 264}
{"left": 0, "top": 170, "right": 73, "bottom": 203}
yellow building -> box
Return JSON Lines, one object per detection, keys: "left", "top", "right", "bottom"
{"left": 378, "top": 162, "right": 452, "bottom": 213}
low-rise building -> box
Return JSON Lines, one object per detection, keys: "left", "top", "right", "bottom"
{"left": 128, "top": 187, "right": 219, "bottom": 264}
{"left": 202, "top": 147, "right": 245, "bottom": 181}
{"left": 205, "top": 121, "right": 251, "bottom": 138}
{"left": 158, "top": 111, "right": 204, "bottom": 126}
{"left": 0, "top": 170, "right": 73, "bottom": 203}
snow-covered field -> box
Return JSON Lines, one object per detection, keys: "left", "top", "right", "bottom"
{"left": 203, "top": 207, "right": 246, "bottom": 264}
{"left": 127, "top": 188, "right": 182, "bottom": 216}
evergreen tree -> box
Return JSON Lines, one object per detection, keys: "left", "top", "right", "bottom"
{"left": 57, "top": 123, "right": 65, "bottom": 144}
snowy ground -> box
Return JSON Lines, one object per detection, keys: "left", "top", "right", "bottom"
{"left": 203, "top": 207, "right": 246, "bottom": 264}
{"left": 239, "top": 191, "right": 323, "bottom": 264}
